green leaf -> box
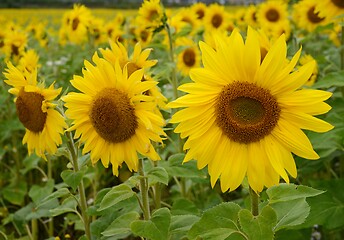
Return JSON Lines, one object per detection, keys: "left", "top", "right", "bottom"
{"left": 2, "top": 181, "right": 27, "bottom": 206}
{"left": 147, "top": 166, "right": 169, "bottom": 186}
{"left": 312, "top": 71, "right": 344, "bottom": 88}
{"left": 49, "top": 196, "right": 78, "bottom": 217}
{"left": 299, "top": 179, "right": 344, "bottom": 229}
{"left": 61, "top": 169, "right": 84, "bottom": 192}
{"left": 188, "top": 202, "right": 246, "bottom": 240}
{"left": 239, "top": 206, "right": 277, "bottom": 240}
{"left": 98, "top": 184, "right": 135, "bottom": 211}
{"left": 266, "top": 183, "right": 324, "bottom": 204}
{"left": 37, "top": 188, "right": 71, "bottom": 207}
{"left": 162, "top": 153, "right": 204, "bottom": 178}
{"left": 131, "top": 208, "right": 171, "bottom": 240}
{"left": 28, "top": 179, "right": 54, "bottom": 205}
{"left": 171, "top": 198, "right": 199, "bottom": 215}
{"left": 270, "top": 198, "right": 310, "bottom": 231}
{"left": 170, "top": 215, "right": 200, "bottom": 237}
{"left": 102, "top": 211, "right": 140, "bottom": 237}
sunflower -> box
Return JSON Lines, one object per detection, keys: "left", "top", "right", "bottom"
{"left": 203, "top": 3, "right": 227, "bottom": 32}
{"left": 168, "top": 27, "right": 333, "bottom": 193}
{"left": 3, "top": 62, "right": 66, "bottom": 159}
{"left": 293, "top": 0, "right": 328, "bottom": 32}
{"left": 3, "top": 30, "right": 27, "bottom": 63}
{"left": 191, "top": 2, "right": 207, "bottom": 20}
{"left": 244, "top": 5, "right": 259, "bottom": 28}
{"left": 59, "top": 4, "right": 92, "bottom": 45}
{"left": 176, "top": 37, "right": 201, "bottom": 76}
{"left": 174, "top": 7, "right": 200, "bottom": 35}
{"left": 257, "top": 0, "right": 288, "bottom": 29}
{"left": 134, "top": 25, "right": 154, "bottom": 47}
{"left": 137, "top": 0, "right": 164, "bottom": 30}
{"left": 316, "top": 0, "right": 344, "bottom": 19}
{"left": 62, "top": 53, "right": 165, "bottom": 175}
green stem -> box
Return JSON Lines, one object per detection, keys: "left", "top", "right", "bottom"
{"left": 341, "top": 25, "right": 344, "bottom": 70}
{"left": 138, "top": 159, "right": 150, "bottom": 220}
{"left": 153, "top": 162, "right": 161, "bottom": 209}
{"left": 31, "top": 219, "right": 38, "bottom": 240}
{"left": 249, "top": 187, "right": 259, "bottom": 216}
{"left": 66, "top": 131, "right": 91, "bottom": 239}
{"left": 47, "top": 156, "right": 54, "bottom": 237}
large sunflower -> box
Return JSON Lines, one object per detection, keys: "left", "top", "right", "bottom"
{"left": 168, "top": 27, "right": 333, "bottom": 193}
{"left": 62, "top": 52, "right": 165, "bottom": 175}
{"left": 3, "top": 62, "right": 66, "bottom": 159}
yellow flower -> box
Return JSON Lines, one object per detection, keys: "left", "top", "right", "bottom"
{"left": 137, "top": 0, "right": 164, "bottom": 30}
{"left": 176, "top": 37, "right": 201, "bottom": 76}
{"left": 3, "top": 62, "right": 66, "bottom": 159}
{"left": 3, "top": 30, "right": 27, "bottom": 63}
{"left": 257, "top": 0, "right": 288, "bottom": 28}
{"left": 168, "top": 27, "right": 333, "bottom": 193}
{"left": 316, "top": 0, "right": 344, "bottom": 19}
{"left": 59, "top": 4, "right": 93, "bottom": 45}
{"left": 63, "top": 53, "right": 165, "bottom": 175}
{"left": 203, "top": 3, "right": 228, "bottom": 32}
{"left": 244, "top": 5, "right": 259, "bottom": 28}
{"left": 18, "top": 49, "right": 41, "bottom": 74}
{"left": 191, "top": 2, "right": 207, "bottom": 20}
{"left": 293, "top": 0, "right": 328, "bottom": 32}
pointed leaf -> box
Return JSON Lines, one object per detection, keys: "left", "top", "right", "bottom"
{"left": 147, "top": 167, "right": 169, "bottom": 186}
{"left": 98, "top": 184, "right": 135, "bottom": 211}
{"left": 102, "top": 211, "right": 140, "bottom": 237}
{"left": 61, "top": 169, "right": 84, "bottom": 192}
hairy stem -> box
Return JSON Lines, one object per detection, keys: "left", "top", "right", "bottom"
{"left": 138, "top": 159, "right": 150, "bottom": 220}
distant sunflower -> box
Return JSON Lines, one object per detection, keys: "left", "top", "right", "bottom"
{"left": 3, "top": 62, "right": 66, "bottom": 159}
{"left": 134, "top": 26, "right": 153, "bottom": 47}
{"left": 257, "top": 0, "right": 288, "bottom": 28}
{"left": 203, "top": 4, "right": 227, "bottom": 31}
{"left": 18, "top": 49, "right": 41, "bottom": 74}
{"left": 316, "top": 0, "right": 344, "bottom": 19}
{"left": 191, "top": 2, "right": 207, "bottom": 20}
{"left": 168, "top": 27, "right": 333, "bottom": 193}
{"left": 244, "top": 5, "right": 259, "bottom": 28}
{"left": 176, "top": 37, "right": 201, "bottom": 76}
{"left": 137, "top": 0, "right": 164, "bottom": 30}
{"left": 63, "top": 53, "right": 165, "bottom": 175}
{"left": 293, "top": 0, "right": 327, "bottom": 32}
{"left": 3, "top": 30, "right": 27, "bottom": 63}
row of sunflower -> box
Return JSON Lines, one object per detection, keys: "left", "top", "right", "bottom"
{"left": 0, "top": 0, "right": 343, "bottom": 239}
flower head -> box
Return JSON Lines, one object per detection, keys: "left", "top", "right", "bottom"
{"left": 168, "top": 27, "right": 333, "bottom": 193}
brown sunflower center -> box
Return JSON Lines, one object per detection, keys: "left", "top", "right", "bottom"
{"left": 211, "top": 14, "right": 223, "bottom": 28}
{"left": 307, "top": 6, "right": 325, "bottom": 23}
{"left": 89, "top": 88, "right": 138, "bottom": 143}
{"left": 72, "top": 18, "right": 80, "bottom": 31}
{"left": 148, "top": 9, "right": 159, "bottom": 21}
{"left": 215, "top": 82, "right": 280, "bottom": 144}
{"left": 266, "top": 8, "right": 280, "bottom": 22}
{"left": 183, "top": 48, "right": 196, "bottom": 67}
{"left": 140, "top": 29, "right": 149, "bottom": 42}
{"left": 331, "top": 0, "right": 344, "bottom": 8}
{"left": 196, "top": 9, "right": 205, "bottom": 19}
{"left": 16, "top": 89, "right": 47, "bottom": 133}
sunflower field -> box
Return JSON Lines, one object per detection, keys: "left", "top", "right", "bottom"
{"left": 0, "top": 0, "right": 344, "bottom": 239}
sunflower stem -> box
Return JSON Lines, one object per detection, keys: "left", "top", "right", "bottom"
{"left": 31, "top": 218, "right": 38, "bottom": 240}
{"left": 341, "top": 24, "right": 344, "bottom": 97}
{"left": 249, "top": 187, "right": 259, "bottom": 216}
{"left": 66, "top": 131, "right": 91, "bottom": 240}
{"left": 47, "top": 156, "right": 54, "bottom": 237}
{"left": 153, "top": 161, "right": 161, "bottom": 209}
{"left": 138, "top": 158, "right": 151, "bottom": 220}
{"left": 165, "top": 23, "right": 184, "bottom": 153}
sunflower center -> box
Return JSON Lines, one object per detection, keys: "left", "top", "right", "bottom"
{"left": 215, "top": 82, "right": 280, "bottom": 144}
{"left": 16, "top": 89, "right": 47, "bottom": 133}
{"left": 72, "top": 18, "right": 79, "bottom": 31}
{"left": 196, "top": 9, "right": 205, "bottom": 19}
{"left": 266, "top": 8, "right": 280, "bottom": 22}
{"left": 331, "top": 0, "right": 344, "bottom": 8}
{"left": 211, "top": 14, "right": 223, "bottom": 28}
{"left": 183, "top": 48, "right": 196, "bottom": 67}
{"left": 89, "top": 88, "right": 138, "bottom": 143}
{"left": 140, "top": 29, "right": 149, "bottom": 42}
{"left": 126, "top": 62, "right": 141, "bottom": 77}
{"left": 148, "top": 9, "right": 159, "bottom": 21}
{"left": 307, "top": 6, "right": 325, "bottom": 23}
